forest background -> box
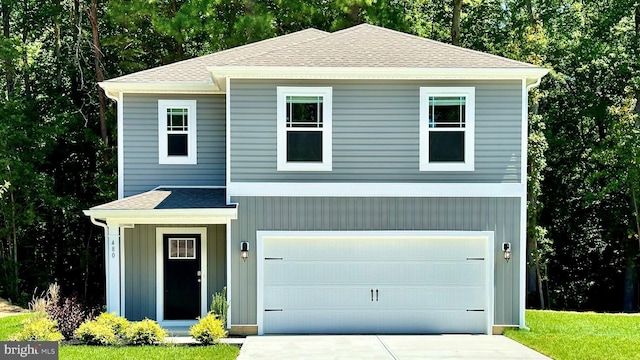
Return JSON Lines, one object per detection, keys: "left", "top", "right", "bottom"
{"left": 1, "top": 0, "right": 639, "bottom": 313}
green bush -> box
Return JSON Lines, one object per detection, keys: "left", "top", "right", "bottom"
{"left": 190, "top": 312, "right": 227, "bottom": 345}
{"left": 10, "top": 315, "right": 63, "bottom": 342}
{"left": 74, "top": 312, "right": 129, "bottom": 345}
{"left": 74, "top": 321, "right": 117, "bottom": 345}
{"left": 210, "top": 287, "right": 228, "bottom": 327}
{"left": 124, "top": 318, "right": 167, "bottom": 345}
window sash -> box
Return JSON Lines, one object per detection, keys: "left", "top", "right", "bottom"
{"left": 168, "top": 238, "right": 196, "bottom": 259}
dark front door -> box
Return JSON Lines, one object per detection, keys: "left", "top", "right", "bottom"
{"left": 163, "top": 234, "right": 201, "bottom": 320}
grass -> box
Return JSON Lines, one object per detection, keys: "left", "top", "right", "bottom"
{"left": 60, "top": 344, "right": 239, "bottom": 360}
{"left": 505, "top": 310, "right": 640, "bottom": 360}
{"left": 0, "top": 314, "right": 33, "bottom": 340}
{"left": 0, "top": 314, "right": 239, "bottom": 360}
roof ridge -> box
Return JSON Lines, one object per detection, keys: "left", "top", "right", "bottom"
{"left": 219, "top": 28, "right": 331, "bottom": 65}
{"left": 325, "top": 23, "right": 533, "bottom": 68}
{"left": 106, "top": 28, "right": 330, "bottom": 82}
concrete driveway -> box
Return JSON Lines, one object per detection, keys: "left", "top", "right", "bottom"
{"left": 237, "top": 335, "right": 551, "bottom": 360}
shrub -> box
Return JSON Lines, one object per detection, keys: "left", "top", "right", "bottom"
{"left": 124, "top": 318, "right": 167, "bottom": 345}
{"left": 27, "top": 283, "right": 95, "bottom": 340}
{"left": 74, "top": 312, "right": 129, "bottom": 345}
{"left": 74, "top": 321, "right": 117, "bottom": 345}
{"left": 11, "top": 316, "right": 63, "bottom": 342}
{"left": 47, "top": 295, "right": 94, "bottom": 340}
{"left": 190, "top": 312, "right": 227, "bottom": 345}
{"left": 210, "top": 287, "right": 228, "bottom": 327}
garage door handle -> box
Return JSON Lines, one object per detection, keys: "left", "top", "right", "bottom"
{"left": 371, "top": 289, "right": 374, "bottom": 301}
{"left": 376, "top": 289, "right": 379, "bottom": 302}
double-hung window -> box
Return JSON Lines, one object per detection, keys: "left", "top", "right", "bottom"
{"left": 419, "top": 87, "right": 475, "bottom": 171}
{"left": 277, "top": 87, "right": 332, "bottom": 171}
{"left": 158, "top": 100, "right": 197, "bottom": 164}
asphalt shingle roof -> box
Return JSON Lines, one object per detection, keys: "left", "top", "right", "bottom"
{"left": 104, "top": 24, "right": 537, "bottom": 84}
{"left": 91, "top": 188, "right": 235, "bottom": 210}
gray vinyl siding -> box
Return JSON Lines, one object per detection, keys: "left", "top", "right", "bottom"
{"left": 123, "top": 224, "right": 226, "bottom": 321}
{"left": 230, "top": 79, "right": 522, "bottom": 182}
{"left": 122, "top": 94, "right": 226, "bottom": 197}
{"left": 230, "top": 196, "right": 521, "bottom": 326}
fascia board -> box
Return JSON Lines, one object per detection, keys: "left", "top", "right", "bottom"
{"left": 207, "top": 66, "right": 550, "bottom": 82}
{"left": 83, "top": 208, "right": 238, "bottom": 221}
{"left": 98, "top": 81, "right": 223, "bottom": 101}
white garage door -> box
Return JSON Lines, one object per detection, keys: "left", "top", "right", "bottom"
{"left": 260, "top": 233, "right": 491, "bottom": 334}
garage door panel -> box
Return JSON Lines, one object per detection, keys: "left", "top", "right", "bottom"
{"left": 265, "top": 285, "right": 485, "bottom": 310}
{"left": 262, "top": 234, "right": 490, "bottom": 334}
{"left": 264, "top": 309, "right": 486, "bottom": 334}
{"left": 264, "top": 237, "right": 485, "bottom": 261}
{"left": 265, "top": 261, "right": 485, "bottom": 286}
{"left": 264, "top": 286, "right": 376, "bottom": 309}
{"left": 379, "top": 286, "right": 486, "bottom": 309}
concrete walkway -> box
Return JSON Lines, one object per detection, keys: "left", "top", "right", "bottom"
{"left": 237, "top": 335, "right": 551, "bottom": 360}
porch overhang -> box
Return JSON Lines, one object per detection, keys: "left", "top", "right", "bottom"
{"left": 83, "top": 187, "right": 237, "bottom": 225}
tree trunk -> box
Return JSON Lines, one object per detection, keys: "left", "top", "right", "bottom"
{"left": 83, "top": 0, "right": 109, "bottom": 150}
{"left": 622, "top": 243, "right": 638, "bottom": 312}
{"left": 1, "top": 0, "right": 14, "bottom": 97}
{"left": 451, "top": 0, "right": 462, "bottom": 45}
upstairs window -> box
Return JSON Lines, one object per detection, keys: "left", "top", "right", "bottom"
{"left": 158, "top": 100, "right": 197, "bottom": 164}
{"left": 419, "top": 87, "right": 475, "bottom": 171}
{"left": 277, "top": 87, "right": 332, "bottom": 171}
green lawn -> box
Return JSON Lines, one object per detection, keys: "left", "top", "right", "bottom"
{"left": 505, "top": 310, "right": 640, "bottom": 360}
{"left": 0, "top": 314, "right": 239, "bottom": 360}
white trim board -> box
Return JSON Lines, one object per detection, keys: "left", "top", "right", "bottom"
{"left": 256, "top": 230, "right": 495, "bottom": 335}
{"left": 229, "top": 182, "right": 524, "bottom": 197}
{"left": 156, "top": 227, "right": 207, "bottom": 328}
{"left": 117, "top": 93, "right": 124, "bottom": 199}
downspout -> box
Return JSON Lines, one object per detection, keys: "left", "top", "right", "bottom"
{"left": 527, "top": 77, "right": 542, "bottom": 91}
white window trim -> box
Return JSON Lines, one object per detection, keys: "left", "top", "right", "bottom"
{"left": 276, "top": 87, "right": 332, "bottom": 171}
{"left": 158, "top": 100, "right": 197, "bottom": 165}
{"left": 419, "top": 87, "right": 475, "bottom": 171}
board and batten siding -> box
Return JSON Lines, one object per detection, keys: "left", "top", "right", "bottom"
{"left": 230, "top": 196, "right": 520, "bottom": 327}
{"left": 229, "top": 79, "right": 522, "bottom": 183}
{"left": 122, "top": 94, "right": 226, "bottom": 197}
{"left": 123, "top": 224, "right": 226, "bottom": 321}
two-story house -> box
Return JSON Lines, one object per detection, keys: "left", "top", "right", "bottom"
{"left": 84, "top": 24, "right": 548, "bottom": 335}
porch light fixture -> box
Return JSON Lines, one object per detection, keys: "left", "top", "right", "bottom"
{"left": 502, "top": 242, "right": 511, "bottom": 262}
{"left": 240, "top": 241, "right": 249, "bottom": 261}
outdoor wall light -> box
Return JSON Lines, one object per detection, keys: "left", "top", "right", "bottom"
{"left": 502, "top": 242, "right": 511, "bottom": 262}
{"left": 240, "top": 241, "right": 249, "bottom": 261}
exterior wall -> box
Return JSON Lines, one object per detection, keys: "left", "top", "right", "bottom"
{"left": 229, "top": 196, "right": 521, "bottom": 326}
{"left": 122, "top": 94, "right": 226, "bottom": 197}
{"left": 123, "top": 224, "right": 226, "bottom": 321}
{"left": 229, "top": 79, "right": 522, "bottom": 183}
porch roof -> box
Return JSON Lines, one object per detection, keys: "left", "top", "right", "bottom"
{"left": 83, "top": 187, "right": 237, "bottom": 224}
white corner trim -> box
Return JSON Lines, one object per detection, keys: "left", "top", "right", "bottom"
{"left": 158, "top": 100, "right": 198, "bottom": 165}
{"left": 156, "top": 227, "right": 207, "bottom": 325}
{"left": 117, "top": 93, "right": 124, "bottom": 199}
{"left": 226, "top": 77, "right": 232, "bottom": 204}
{"left": 255, "top": 230, "right": 495, "bottom": 335}
{"left": 419, "top": 87, "right": 475, "bottom": 172}
{"left": 519, "top": 79, "right": 528, "bottom": 328}
{"left": 225, "top": 220, "right": 232, "bottom": 330}
{"left": 276, "top": 86, "right": 333, "bottom": 172}
{"left": 120, "top": 227, "right": 126, "bottom": 318}
{"left": 229, "top": 182, "right": 524, "bottom": 198}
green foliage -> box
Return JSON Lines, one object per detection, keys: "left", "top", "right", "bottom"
{"left": 74, "top": 313, "right": 129, "bottom": 346}
{"left": 210, "top": 287, "right": 228, "bottom": 327}
{"left": 10, "top": 315, "right": 63, "bottom": 342}
{"left": 190, "top": 312, "right": 227, "bottom": 345}
{"left": 505, "top": 310, "right": 640, "bottom": 360}
{"left": 124, "top": 318, "right": 167, "bottom": 346}
{"left": 0, "top": 314, "right": 33, "bottom": 341}
{"left": 59, "top": 343, "right": 240, "bottom": 360}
